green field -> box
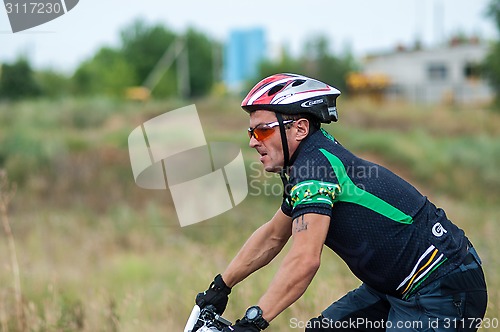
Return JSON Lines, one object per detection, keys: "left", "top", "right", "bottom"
{"left": 0, "top": 97, "right": 499, "bottom": 331}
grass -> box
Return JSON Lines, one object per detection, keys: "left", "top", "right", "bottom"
{"left": 0, "top": 96, "right": 499, "bottom": 331}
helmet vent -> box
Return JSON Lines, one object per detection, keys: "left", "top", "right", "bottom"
{"left": 292, "top": 79, "right": 306, "bottom": 87}
{"left": 267, "top": 83, "right": 286, "bottom": 96}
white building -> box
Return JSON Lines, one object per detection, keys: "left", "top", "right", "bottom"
{"left": 362, "top": 41, "right": 494, "bottom": 104}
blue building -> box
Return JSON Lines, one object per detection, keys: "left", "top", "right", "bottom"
{"left": 224, "top": 28, "right": 266, "bottom": 92}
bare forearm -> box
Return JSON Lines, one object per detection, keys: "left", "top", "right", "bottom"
{"left": 222, "top": 222, "right": 289, "bottom": 287}
{"left": 257, "top": 251, "right": 320, "bottom": 322}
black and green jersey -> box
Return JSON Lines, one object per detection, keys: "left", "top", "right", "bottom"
{"left": 281, "top": 129, "right": 468, "bottom": 298}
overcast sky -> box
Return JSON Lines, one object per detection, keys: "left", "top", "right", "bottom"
{"left": 0, "top": 0, "right": 497, "bottom": 73}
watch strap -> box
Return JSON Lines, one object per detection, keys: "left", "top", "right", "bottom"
{"left": 245, "top": 306, "right": 269, "bottom": 330}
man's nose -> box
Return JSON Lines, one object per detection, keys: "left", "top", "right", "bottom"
{"left": 249, "top": 135, "right": 259, "bottom": 148}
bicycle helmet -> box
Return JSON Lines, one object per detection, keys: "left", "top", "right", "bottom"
{"left": 241, "top": 73, "right": 341, "bottom": 200}
{"left": 241, "top": 73, "right": 341, "bottom": 123}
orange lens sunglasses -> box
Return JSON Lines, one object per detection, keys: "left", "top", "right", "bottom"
{"left": 247, "top": 120, "right": 294, "bottom": 141}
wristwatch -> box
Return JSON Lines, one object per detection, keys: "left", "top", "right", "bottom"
{"left": 244, "top": 305, "right": 269, "bottom": 330}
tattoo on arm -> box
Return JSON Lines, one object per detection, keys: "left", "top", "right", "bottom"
{"left": 293, "top": 215, "right": 308, "bottom": 233}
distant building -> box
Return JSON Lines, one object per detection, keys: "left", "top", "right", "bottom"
{"left": 359, "top": 40, "right": 493, "bottom": 104}
{"left": 224, "top": 28, "right": 266, "bottom": 92}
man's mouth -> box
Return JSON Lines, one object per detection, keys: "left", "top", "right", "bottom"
{"left": 256, "top": 149, "right": 267, "bottom": 157}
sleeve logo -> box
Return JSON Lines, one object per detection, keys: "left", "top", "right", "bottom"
{"left": 431, "top": 222, "right": 448, "bottom": 237}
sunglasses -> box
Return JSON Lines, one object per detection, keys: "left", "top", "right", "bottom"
{"left": 247, "top": 120, "right": 295, "bottom": 141}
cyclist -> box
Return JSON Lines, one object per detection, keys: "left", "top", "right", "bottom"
{"left": 195, "top": 73, "right": 487, "bottom": 331}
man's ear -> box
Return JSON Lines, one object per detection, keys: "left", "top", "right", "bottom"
{"left": 295, "top": 118, "right": 310, "bottom": 141}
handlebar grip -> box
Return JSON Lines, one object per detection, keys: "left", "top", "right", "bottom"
{"left": 184, "top": 305, "right": 201, "bottom": 332}
{"left": 214, "top": 313, "right": 232, "bottom": 327}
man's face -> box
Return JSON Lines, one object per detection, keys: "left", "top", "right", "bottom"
{"left": 248, "top": 110, "right": 287, "bottom": 173}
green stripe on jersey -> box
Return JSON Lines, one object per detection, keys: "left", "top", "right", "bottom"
{"left": 319, "top": 149, "right": 413, "bottom": 224}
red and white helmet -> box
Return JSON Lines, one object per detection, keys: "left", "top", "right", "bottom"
{"left": 241, "top": 73, "right": 341, "bottom": 123}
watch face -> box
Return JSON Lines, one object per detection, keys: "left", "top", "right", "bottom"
{"left": 246, "top": 307, "right": 259, "bottom": 320}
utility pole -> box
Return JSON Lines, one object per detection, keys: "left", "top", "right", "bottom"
{"left": 177, "top": 38, "right": 190, "bottom": 99}
{"left": 141, "top": 38, "right": 190, "bottom": 99}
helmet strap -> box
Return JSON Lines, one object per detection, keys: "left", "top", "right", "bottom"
{"left": 275, "top": 112, "right": 290, "bottom": 170}
{"left": 275, "top": 112, "right": 291, "bottom": 200}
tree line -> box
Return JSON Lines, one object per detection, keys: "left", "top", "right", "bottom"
{"left": 0, "top": 19, "right": 356, "bottom": 101}
{"left": 0, "top": 19, "right": 220, "bottom": 100}
{"left": 1, "top": 0, "right": 500, "bottom": 106}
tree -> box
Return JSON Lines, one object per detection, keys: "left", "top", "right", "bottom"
{"left": 256, "top": 36, "right": 357, "bottom": 95}
{"left": 70, "top": 18, "right": 221, "bottom": 98}
{"left": 488, "top": 0, "right": 500, "bottom": 31}
{"left": 484, "top": 0, "right": 500, "bottom": 107}
{"left": 120, "top": 20, "right": 219, "bottom": 98}
{"left": 258, "top": 46, "right": 303, "bottom": 79}
{"left": 72, "top": 47, "right": 136, "bottom": 96}
{"left": 301, "top": 35, "right": 356, "bottom": 94}
{"left": 184, "top": 28, "right": 219, "bottom": 97}
{"left": 120, "top": 19, "right": 178, "bottom": 97}
{"left": 0, "top": 57, "right": 41, "bottom": 100}
{"left": 36, "top": 69, "right": 71, "bottom": 98}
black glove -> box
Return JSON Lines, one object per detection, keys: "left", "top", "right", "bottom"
{"left": 196, "top": 274, "right": 231, "bottom": 315}
{"left": 222, "top": 318, "right": 260, "bottom": 332}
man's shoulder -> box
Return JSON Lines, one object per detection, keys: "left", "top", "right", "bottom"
{"left": 294, "top": 129, "right": 351, "bottom": 167}
{"left": 289, "top": 130, "right": 343, "bottom": 184}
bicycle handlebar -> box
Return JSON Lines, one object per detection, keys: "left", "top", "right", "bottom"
{"left": 184, "top": 305, "right": 232, "bottom": 332}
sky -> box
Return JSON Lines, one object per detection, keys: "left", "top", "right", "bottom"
{"left": 0, "top": 0, "right": 497, "bottom": 73}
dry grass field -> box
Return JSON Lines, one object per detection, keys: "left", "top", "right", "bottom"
{"left": 0, "top": 97, "right": 499, "bottom": 331}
